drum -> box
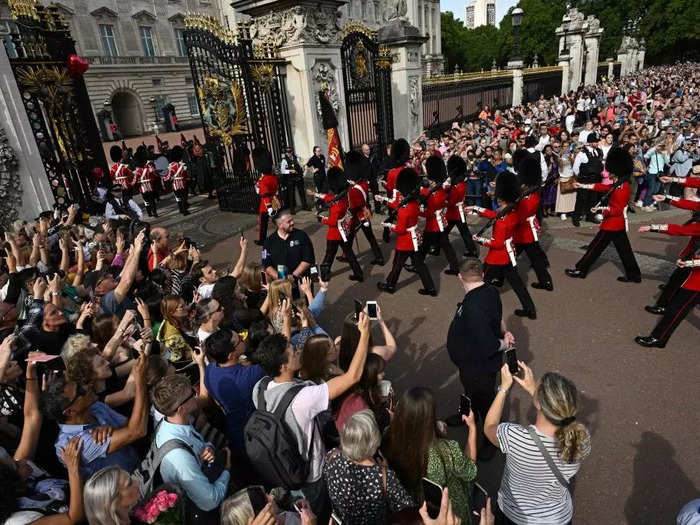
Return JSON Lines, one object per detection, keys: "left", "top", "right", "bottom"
{"left": 408, "top": 226, "right": 423, "bottom": 251}
{"left": 435, "top": 209, "right": 448, "bottom": 232}
{"left": 339, "top": 214, "right": 353, "bottom": 243}
{"left": 153, "top": 155, "right": 169, "bottom": 178}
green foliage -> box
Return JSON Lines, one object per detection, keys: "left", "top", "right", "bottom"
{"left": 441, "top": 0, "right": 699, "bottom": 73}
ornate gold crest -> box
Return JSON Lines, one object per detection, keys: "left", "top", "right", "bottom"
{"left": 197, "top": 76, "right": 247, "bottom": 146}
{"left": 350, "top": 40, "right": 371, "bottom": 86}
{"left": 251, "top": 64, "right": 275, "bottom": 91}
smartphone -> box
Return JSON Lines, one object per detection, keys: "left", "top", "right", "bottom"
{"left": 319, "top": 263, "right": 331, "bottom": 282}
{"left": 353, "top": 299, "right": 363, "bottom": 322}
{"left": 293, "top": 500, "right": 303, "bottom": 514}
{"left": 459, "top": 394, "right": 471, "bottom": 416}
{"left": 331, "top": 513, "right": 343, "bottom": 525}
{"left": 472, "top": 481, "right": 489, "bottom": 513}
{"left": 366, "top": 300, "right": 378, "bottom": 320}
{"left": 422, "top": 477, "right": 443, "bottom": 519}
{"left": 247, "top": 485, "right": 267, "bottom": 515}
{"left": 310, "top": 265, "right": 319, "bottom": 282}
{"left": 379, "top": 379, "right": 391, "bottom": 398}
{"left": 505, "top": 348, "right": 518, "bottom": 375}
{"left": 260, "top": 271, "right": 267, "bottom": 286}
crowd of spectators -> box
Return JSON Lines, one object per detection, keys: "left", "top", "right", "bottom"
{"left": 0, "top": 62, "right": 698, "bottom": 525}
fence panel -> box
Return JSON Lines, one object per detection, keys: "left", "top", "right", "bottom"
{"left": 522, "top": 67, "right": 563, "bottom": 104}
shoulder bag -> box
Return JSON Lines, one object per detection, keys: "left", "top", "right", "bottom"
{"left": 526, "top": 426, "right": 573, "bottom": 496}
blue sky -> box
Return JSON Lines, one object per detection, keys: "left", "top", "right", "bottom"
{"left": 441, "top": 0, "right": 519, "bottom": 25}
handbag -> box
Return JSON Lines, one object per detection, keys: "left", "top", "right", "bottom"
{"left": 559, "top": 177, "right": 577, "bottom": 194}
{"left": 526, "top": 426, "right": 573, "bottom": 496}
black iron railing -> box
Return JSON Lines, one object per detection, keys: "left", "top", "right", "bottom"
{"left": 522, "top": 67, "right": 563, "bottom": 104}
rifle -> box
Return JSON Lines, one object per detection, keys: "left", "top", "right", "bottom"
{"left": 474, "top": 184, "right": 542, "bottom": 237}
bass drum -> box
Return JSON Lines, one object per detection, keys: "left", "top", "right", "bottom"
{"left": 153, "top": 155, "right": 169, "bottom": 178}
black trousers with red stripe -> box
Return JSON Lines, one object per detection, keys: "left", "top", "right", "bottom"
{"left": 420, "top": 231, "right": 460, "bottom": 271}
{"left": 515, "top": 241, "right": 552, "bottom": 285}
{"left": 650, "top": 287, "right": 699, "bottom": 344}
{"left": 346, "top": 222, "right": 384, "bottom": 262}
{"left": 386, "top": 249, "right": 435, "bottom": 290}
{"left": 484, "top": 263, "right": 536, "bottom": 314}
{"left": 575, "top": 229, "right": 641, "bottom": 280}
{"left": 445, "top": 220, "right": 479, "bottom": 256}
{"left": 322, "top": 239, "right": 363, "bottom": 279}
{"left": 654, "top": 267, "right": 692, "bottom": 308}
{"left": 258, "top": 211, "right": 270, "bottom": 242}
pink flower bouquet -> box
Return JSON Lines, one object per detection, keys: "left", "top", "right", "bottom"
{"left": 132, "top": 490, "right": 180, "bottom": 524}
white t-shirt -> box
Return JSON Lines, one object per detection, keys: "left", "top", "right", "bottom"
{"left": 197, "top": 283, "right": 215, "bottom": 299}
{"left": 197, "top": 327, "right": 216, "bottom": 343}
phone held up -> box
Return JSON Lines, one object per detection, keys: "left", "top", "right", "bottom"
{"left": 353, "top": 299, "right": 363, "bottom": 322}
{"left": 246, "top": 485, "right": 267, "bottom": 515}
{"left": 459, "top": 394, "right": 471, "bottom": 417}
{"left": 365, "top": 300, "right": 378, "bottom": 320}
{"left": 422, "top": 477, "right": 443, "bottom": 520}
{"left": 505, "top": 347, "right": 518, "bottom": 375}
{"left": 310, "top": 265, "right": 320, "bottom": 283}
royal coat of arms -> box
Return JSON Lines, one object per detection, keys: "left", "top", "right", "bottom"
{"left": 198, "top": 76, "right": 247, "bottom": 145}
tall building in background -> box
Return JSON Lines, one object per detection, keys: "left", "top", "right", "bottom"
{"left": 464, "top": 0, "right": 496, "bottom": 29}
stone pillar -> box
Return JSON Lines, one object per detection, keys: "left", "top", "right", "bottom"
{"left": 638, "top": 42, "right": 645, "bottom": 71}
{"left": 379, "top": 21, "right": 427, "bottom": 143}
{"left": 555, "top": 9, "right": 588, "bottom": 93}
{"left": 558, "top": 56, "right": 571, "bottom": 94}
{"left": 0, "top": 43, "right": 54, "bottom": 220}
{"left": 512, "top": 68, "right": 523, "bottom": 107}
{"left": 617, "top": 50, "right": 627, "bottom": 77}
{"left": 607, "top": 57, "right": 614, "bottom": 79}
{"left": 234, "top": 0, "right": 348, "bottom": 160}
{"left": 583, "top": 15, "right": 603, "bottom": 87}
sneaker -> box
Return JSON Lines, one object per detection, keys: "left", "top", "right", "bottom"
{"left": 635, "top": 200, "right": 643, "bottom": 207}
{"left": 642, "top": 205, "right": 655, "bottom": 212}
{"left": 560, "top": 213, "right": 567, "bottom": 220}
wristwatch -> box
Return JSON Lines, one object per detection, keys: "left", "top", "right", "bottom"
{"left": 497, "top": 386, "right": 509, "bottom": 396}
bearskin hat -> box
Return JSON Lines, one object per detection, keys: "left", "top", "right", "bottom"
{"left": 110, "top": 145, "right": 123, "bottom": 164}
{"left": 396, "top": 167, "right": 419, "bottom": 196}
{"left": 169, "top": 145, "right": 184, "bottom": 164}
{"left": 605, "top": 146, "right": 633, "bottom": 182}
{"left": 446, "top": 155, "right": 467, "bottom": 184}
{"left": 390, "top": 138, "right": 410, "bottom": 167}
{"left": 327, "top": 166, "right": 348, "bottom": 194}
{"left": 494, "top": 170, "right": 521, "bottom": 204}
{"left": 425, "top": 155, "right": 447, "bottom": 184}
{"left": 524, "top": 135, "right": 538, "bottom": 149}
{"left": 252, "top": 146, "right": 273, "bottom": 174}
{"left": 517, "top": 155, "right": 542, "bottom": 187}
{"left": 343, "top": 150, "right": 366, "bottom": 182}
{"left": 133, "top": 146, "right": 148, "bottom": 168}
{"left": 511, "top": 149, "right": 529, "bottom": 172}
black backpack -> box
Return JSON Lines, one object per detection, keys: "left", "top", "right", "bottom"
{"left": 579, "top": 147, "right": 604, "bottom": 183}
{"left": 244, "top": 377, "right": 312, "bottom": 489}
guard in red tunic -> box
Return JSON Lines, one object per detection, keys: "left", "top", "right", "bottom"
{"left": 163, "top": 145, "right": 189, "bottom": 216}
{"left": 253, "top": 147, "right": 279, "bottom": 246}
{"left": 316, "top": 167, "right": 364, "bottom": 282}
{"left": 468, "top": 170, "right": 537, "bottom": 319}
{"left": 565, "top": 147, "right": 641, "bottom": 282}
{"left": 513, "top": 154, "right": 553, "bottom": 291}
{"left": 109, "top": 145, "right": 136, "bottom": 197}
{"left": 643, "top": 194, "right": 699, "bottom": 316}
{"left": 377, "top": 138, "right": 411, "bottom": 243}
{"left": 635, "top": 221, "right": 699, "bottom": 348}
{"left": 342, "top": 150, "right": 384, "bottom": 266}
{"left": 444, "top": 155, "right": 479, "bottom": 257}
{"left": 133, "top": 146, "right": 159, "bottom": 217}
{"left": 377, "top": 168, "right": 436, "bottom": 296}
{"left": 419, "top": 156, "right": 460, "bottom": 275}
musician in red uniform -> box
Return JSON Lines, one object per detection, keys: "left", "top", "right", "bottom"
{"left": 444, "top": 155, "right": 479, "bottom": 258}
{"left": 642, "top": 194, "right": 699, "bottom": 316}
{"left": 377, "top": 168, "right": 436, "bottom": 296}
{"left": 513, "top": 153, "right": 553, "bottom": 291}
{"left": 565, "top": 147, "right": 641, "bottom": 282}
{"left": 419, "top": 156, "right": 460, "bottom": 275}
{"left": 468, "top": 170, "right": 537, "bottom": 319}
{"left": 109, "top": 145, "right": 136, "bottom": 198}
{"left": 133, "top": 146, "right": 159, "bottom": 217}
{"left": 253, "top": 147, "right": 279, "bottom": 246}
{"left": 163, "top": 145, "right": 189, "bottom": 216}
{"left": 376, "top": 139, "right": 411, "bottom": 243}
{"left": 315, "top": 167, "right": 364, "bottom": 282}
{"left": 635, "top": 221, "right": 699, "bottom": 348}
{"left": 343, "top": 151, "right": 384, "bottom": 266}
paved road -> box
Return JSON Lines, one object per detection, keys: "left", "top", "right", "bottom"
{"left": 155, "top": 202, "right": 699, "bottom": 524}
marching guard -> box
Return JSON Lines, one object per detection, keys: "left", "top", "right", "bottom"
{"left": 378, "top": 168, "right": 437, "bottom": 296}
{"left": 468, "top": 170, "right": 537, "bottom": 319}
{"left": 444, "top": 155, "right": 479, "bottom": 258}
{"left": 253, "top": 146, "right": 280, "bottom": 246}
{"left": 376, "top": 138, "right": 412, "bottom": 242}
{"left": 163, "top": 145, "right": 189, "bottom": 216}
{"left": 133, "top": 146, "right": 159, "bottom": 217}
{"left": 109, "top": 145, "right": 136, "bottom": 197}
{"left": 565, "top": 146, "right": 641, "bottom": 283}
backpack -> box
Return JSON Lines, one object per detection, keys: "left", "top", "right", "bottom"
{"left": 244, "top": 377, "right": 311, "bottom": 489}
{"left": 579, "top": 148, "right": 604, "bottom": 183}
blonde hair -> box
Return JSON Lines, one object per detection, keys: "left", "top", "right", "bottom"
{"left": 536, "top": 372, "right": 588, "bottom": 463}
{"left": 268, "top": 279, "right": 292, "bottom": 318}
{"left": 84, "top": 467, "right": 128, "bottom": 525}
{"left": 220, "top": 488, "right": 254, "bottom": 525}
{"left": 238, "top": 262, "right": 263, "bottom": 292}
{"left": 61, "top": 333, "right": 92, "bottom": 362}
{"left": 168, "top": 251, "right": 188, "bottom": 271}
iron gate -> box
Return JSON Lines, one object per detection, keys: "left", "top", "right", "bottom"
{"left": 183, "top": 15, "right": 293, "bottom": 213}
{"left": 4, "top": 3, "right": 107, "bottom": 209}
{"left": 340, "top": 29, "right": 393, "bottom": 153}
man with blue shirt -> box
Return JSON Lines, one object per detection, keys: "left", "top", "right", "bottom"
{"left": 203, "top": 328, "right": 265, "bottom": 452}
{"left": 152, "top": 374, "right": 231, "bottom": 513}
{"left": 40, "top": 353, "right": 148, "bottom": 478}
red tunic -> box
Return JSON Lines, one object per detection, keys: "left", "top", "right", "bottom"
{"left": 476, "top": 208, "right": 517, "bottom": 266}
{"left": 681, "top": 178, "right": 700, "bottom": 189}
{"left": 110, "top": 162, "right": 135, "bottom": 189}
{"left": 348, "top": 182, "right": 371, "bottom": 229}
{"left": 321, "top": 194, "right": 349, "bottom": 241}
{"left": 420, "top": 187, "right": 448, "bottom": 233}
{"left": 135, "top": 164, "right": 157, "bottom": 194}
{"left": 445, "top": 182, "right": 467, "bottom": 222}
{"left": 164, "top": 162, "right": 188, "bottom": 191}
{"left": 661, "top": 223, "right": 700, "bottom": 291}
{"left": 592, "top": 182, "right": 630, "bottom": 232}
{"left": 256, "top": 173, "right": 278, "bottom": 214}
{"left": 391, "top": 201, "right": 421, "bottom": 251}
{"left": 513, "top": 192, "right": 541, "bottom": 244}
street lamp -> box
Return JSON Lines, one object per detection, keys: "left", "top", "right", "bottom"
{"left": 511, "top": 7, "right": 524, "bottom": 65}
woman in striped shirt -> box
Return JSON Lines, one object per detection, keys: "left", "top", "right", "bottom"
{"left": 484, "top": 363, "right": 591, "bottom": 524}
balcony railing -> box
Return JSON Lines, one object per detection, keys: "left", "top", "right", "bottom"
{"left": 86, "top": 55, "right": 190, "bottom": 65}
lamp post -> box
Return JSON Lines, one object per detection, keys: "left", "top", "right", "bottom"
{"left": 510, "top": 7, "right": 524, "bottom": 65}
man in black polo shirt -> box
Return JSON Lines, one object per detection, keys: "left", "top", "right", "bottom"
{"left": 306, "top": 146, "right": 327, "bottom": 193}
{"left": 446, "top": 258, "right": 514, "bottom": 454}
{"left": 262, "top": 210, "right": 316, "bottom": 283}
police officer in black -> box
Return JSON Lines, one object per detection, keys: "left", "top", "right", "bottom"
{"left": 306, "top": 145, "right": 328, "bottom": 193}
{"left": 572, "top": 134, "right": 604, "bottom": 227}
{"left": 280, "top": 148, "right": 310, "bottom": 214}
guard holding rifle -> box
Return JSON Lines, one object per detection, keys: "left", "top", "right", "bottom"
{"left": 253, "top": 146, "right": 280, "bottom": 246}
{"left": 565, "top": 147, "right": 641, "bottom": 283}
{"left": 163, "top": 145, "right": 189, "bottom": 216}
{"left": 376, "top": 139, "right": 413, "bottom": 243}
{"left": 109, "top": 145, "right": 136, "bottom": 198}
{"left": 280, "top": 147, "right": 310, "bottom": 214}
{"left": 444, "top": 155, "right": 479, "bottom": 258}
{"left": 133, "top": 145, "right": 159, "bottom": 218}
